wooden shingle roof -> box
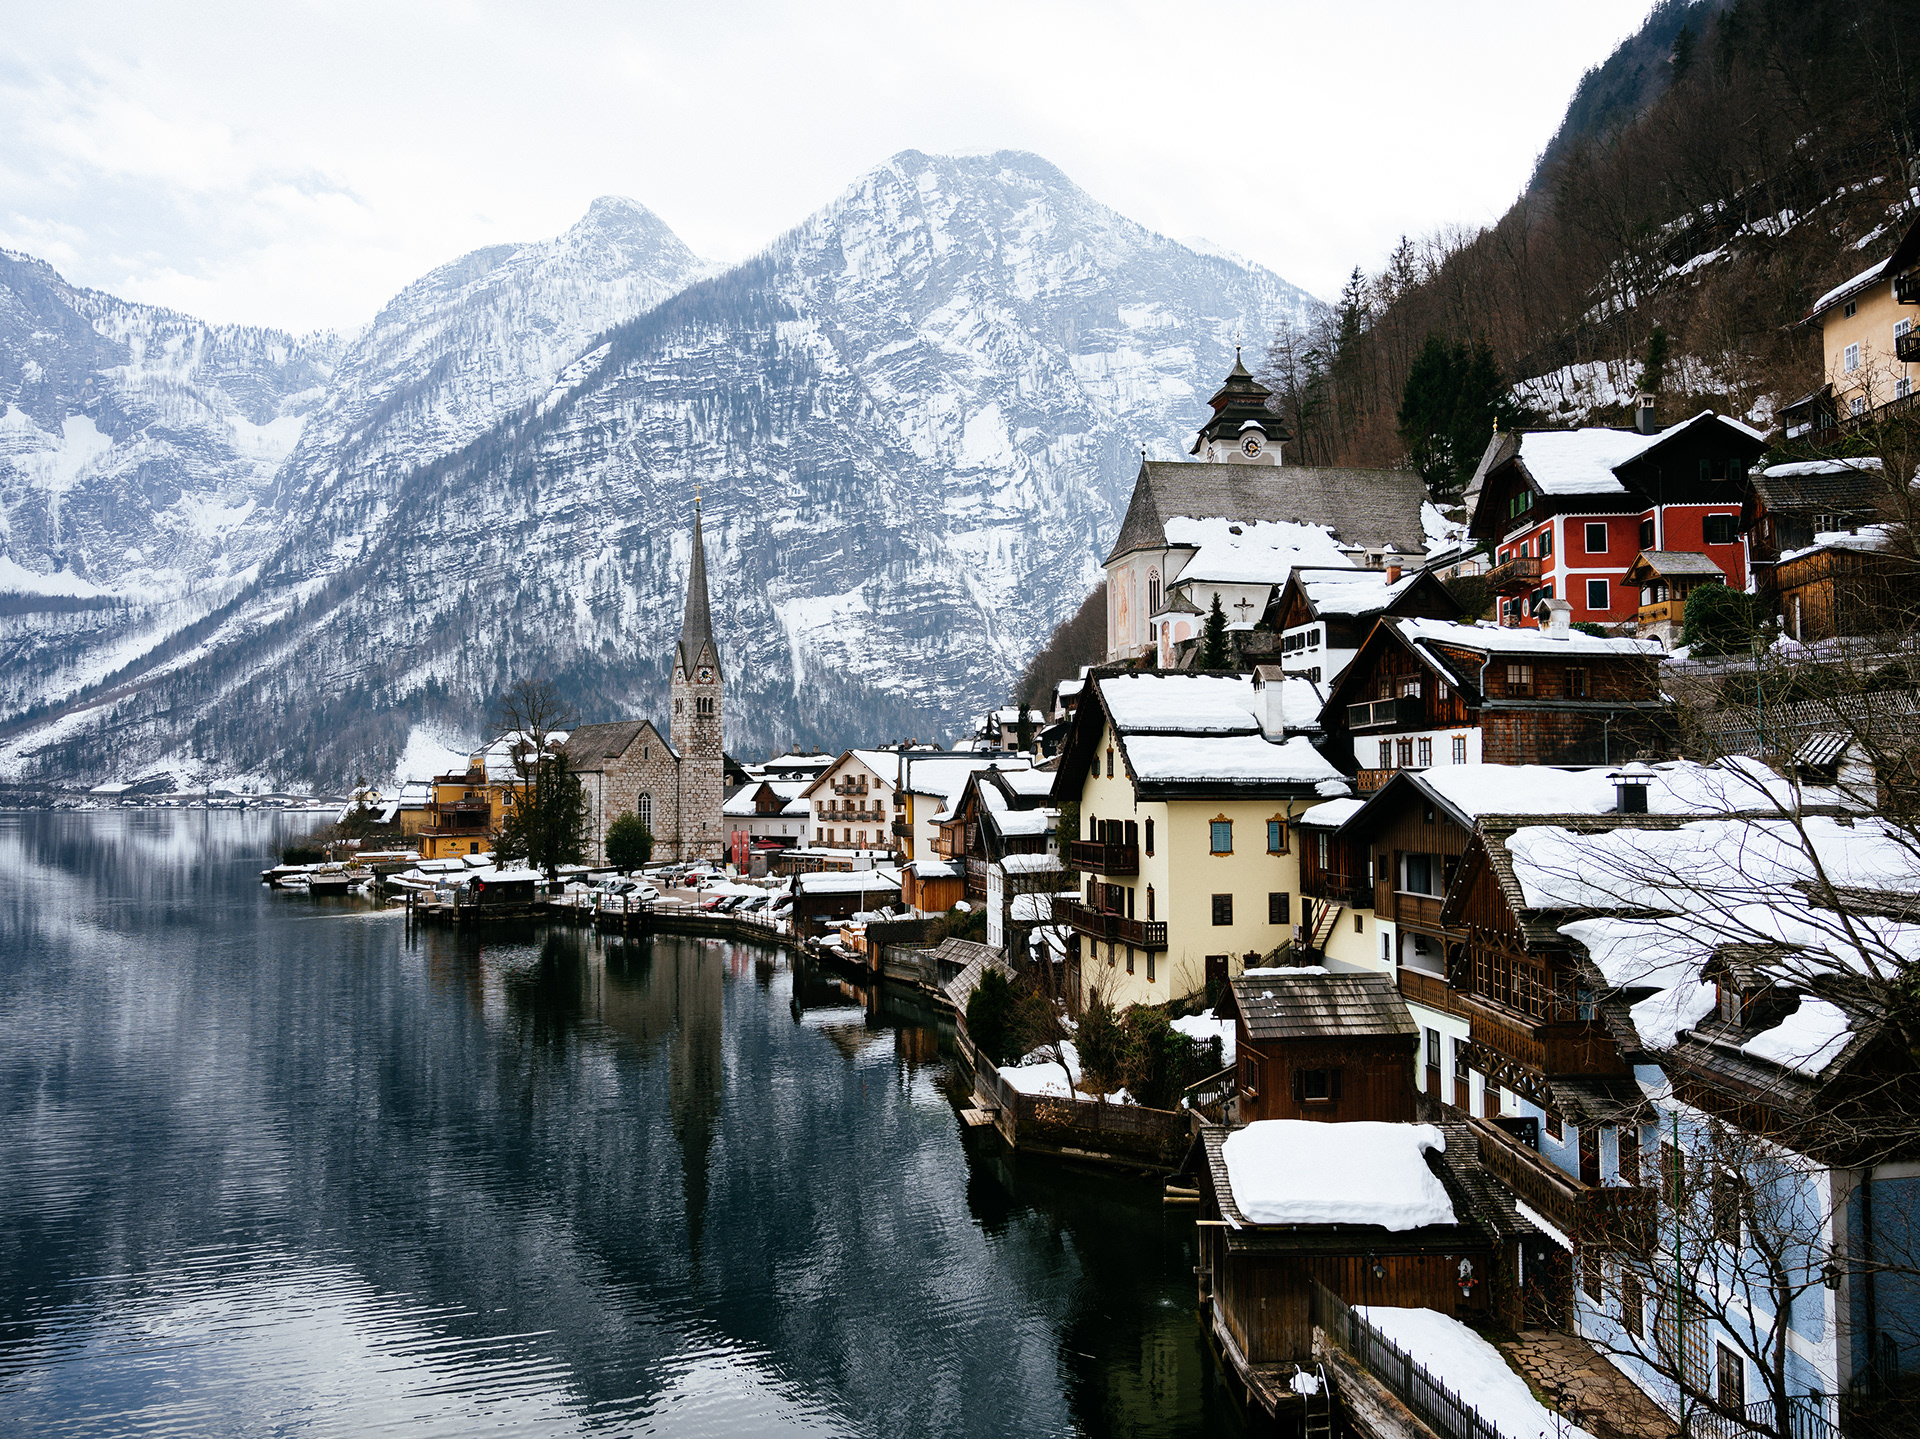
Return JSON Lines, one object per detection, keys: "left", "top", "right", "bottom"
{"left": 1226, "top": 971, "right": 1416, "bottom": 1042}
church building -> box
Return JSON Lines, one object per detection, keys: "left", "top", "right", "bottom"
{"left": 565, "top": 505, "right": 727, "bottom": 865}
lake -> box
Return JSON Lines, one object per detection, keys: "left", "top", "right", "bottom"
{"left": 0, "top": 811, "right": 1245, "bottom": 1437}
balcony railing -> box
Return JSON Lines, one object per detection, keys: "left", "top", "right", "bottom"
{"left": 1398, "top": 966, "right": 1463, "bottom": 1015}
{"left": 1392, "top": 891, "right": 1445, "bottom": 928}
{"left": 891, "top": 818, "right": 912, "bottom": 838}
{"left": 1062, "top": 900, "right": 1167, "bottom": 951}
{"left": 1304, "top": 871, "right": 1372, "bottom": 907}
{"left": 830, "top": 781, "right": 870, "bottom": 796}
{"left": 966, "top": 857, "right": 989, "bottom": 898}
{"left": 1637, "top": 600, "right": 1682, "bottom": 626}
{"left": 1485, "top": 555, "right": 1543, "bottom": 592}
{"left": 1896, "top": 270, "right": 1920, "bottom": 304}
{"left": 1345, "top": 697, "right": 1422, "bottom": 731}
{"left": 1897, "top": 330, "right": 1920, "bottom": 364}
{"left": 1069, "top": 840, "right": 1138, "bottom": 875}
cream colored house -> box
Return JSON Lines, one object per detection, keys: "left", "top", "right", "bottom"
{"left": 1049, "top": 670, "right": 1349, "bottom": 1009}
{"left": 1792, "top": 216, "right": 1920, "bottom": 432}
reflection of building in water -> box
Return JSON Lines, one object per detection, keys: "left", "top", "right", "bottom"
{"left": 894, "top": 1025, "right": 941, "bottom": 1069}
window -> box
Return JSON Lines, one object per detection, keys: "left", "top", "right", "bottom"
{"left": 1377, "top": 740, "right": 1393, "bottom": 768}
{"left": 1844, "top": 341, "right": 1861, "bottom": 372}
{"left": 1844, "top": 299, "right": 1858, "bottom": 319}
{"left": 1901, "top": 377, "right": 1914, "bottom": 399}
{"left": 1506, "top": 663, "right": 1534, "bottom": 695}
{"left": 1399, "top": 678, "right": 1422, "bottom": 698}
{"left": 1146, "top": 886, "right": 1155, "bottom": 919}
{"left": 1269, "top": 892, "right": 1290, "bottom": 924}
{"left": 1425, "top": 1028, "right": 1441, "bottom": 1068}
{"left": 1898, "top": 317, "right": 1913, "bottom": 340}
{"left": 1396, "top": 737, "right": 1413, "bottom": 766}
{"left": 1719, "top": 982, "right": 1745, "bottom": 1024}
{"left": 1404, "top": 853, "right": 1434, "bottom": 894}
{"left": 1452, "top": 735, "right": 1468, "bottom": 764}
{"left": 1417, "top": 738, "right": 1433, "bottom": 767}
{"left": 1147, "top": 567, "right": 1161, "bottom": 618}
{"left": 1105, "top": 748, "right": 1114, "bottom": 778}
{"left": 1711, "top": 1169, "right": 1745, "bottom": 1246}
{"left": 1586, "top": 578, "right": 1611, "bottom": 612}
{"left": 1544, "top": 1109, "right": 1563, "bottom": 1142}
{"left": 1309, "top": 628, "right": 1321, "bottom": 646}
{"left": 1315, "top": 831, "right": 1329, "bottom": 868}
{"left": 1619, "top": 1128, "right": 1640, "bottom": 1186}
{"left": 637, "top": 793, "right": 653, "bottom": 831}
{"left": 1639, "top": 517, "right": 1655, "bottom": 548}
{"left": 1210, "top": 820, "right": 1233, "bottom": 854}
{"left": 1146, "top": 951, "right": 1155, "bottom": 983}
{"left": 1566, "top": 667, "right": 1589, "bottom": 699}
{"left": 470, "top": 841, "right": 480, "bottom": 854}
{"left": 1144, "top": 817, "right": 1155, "bottom": 855}
{"left": 1245, "top": 1053, "right": 1261, "bottom": 1095}
{"left": 1297, "top": 1067, "right": 1339, "bottom": 1102}
{"left": 1508, "top": 489, "right": 1533, "bottom": 518}
{"left": 1354, "top": 913, "right": 1363, "bottom": 933}
{"left": 1585, "top": 522, "right": 1608, "bottom": 554}
{"left": 1453, "top": 1040, "right": 1470, "bottom": 1080}
{"left": 1621, "top": 1270, "right": 1644, "bottom": 1339}
{"left": 1267, "top": 819, "right": 1286, "bottom": 854}
{"left": 1703, "top": 514, "right": 1737, "bottom": 545}
{"left": 1126, "top": 947, "right": 1134, "bottom": 975}
{"left": 1717, "top": 1346, "right": 1745, "bottom": 1410}
{"left": 1539, "top": 529, "right": 1553, "bottom": 557}
{"left": 1435, "top": 678, "right": 1450, "bottom": 699}
{"left": 1211, "top": 893, "right": 1233, "bottom": 926}
{"left": 1851, "top": 395, "right": 1868, "bottom": 417}
{"left": 1583, "top": 1251, "right": 1603, "bottom": 1302}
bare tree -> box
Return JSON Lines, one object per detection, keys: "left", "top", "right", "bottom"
{"left": 488, "top": 678, "right": 590, "bottom": 879}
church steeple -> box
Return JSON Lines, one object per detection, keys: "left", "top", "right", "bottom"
{"left": 675, "top": 502, "right": 721, "bottom": 680}
{"left": 1190, "top": 347, "right": 1292, "bottom": 463}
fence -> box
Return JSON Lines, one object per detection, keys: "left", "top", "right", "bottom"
{"left": 1310, "top": 1280, "right": 1511, "bottom": 1439}
{"left": 1690, "top": 1396, "right": 1837, "bottom": 1439}
{"left": 959, "top": 1026, "right": 1191, "bottom": 1168}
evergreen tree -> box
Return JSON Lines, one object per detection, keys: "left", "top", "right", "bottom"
{"left": 1671, "top": 22, "right": 1696, "bottom": 78}
{"left": 1015, "top": 693, "right": 1035, "bottom": 753}
{"left": 1636, "top": 324, "right": 1670, "bottom": 396}
{"left": 1200, "top": 592, "right": 1232, "bottom": 670}
{"left": 1398, "top": 335, "right": 1523, "bottom": 501}
{"left": 605, "top": 812, "right": 653, "bottom": 871}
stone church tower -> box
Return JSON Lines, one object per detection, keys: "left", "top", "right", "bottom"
{"left": 671, "top": 503, "right": 725, "bottom": 860}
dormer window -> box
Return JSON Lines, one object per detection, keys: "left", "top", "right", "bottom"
{"left": 1719, "top": 983, "right": 1745, "bottom": 1024}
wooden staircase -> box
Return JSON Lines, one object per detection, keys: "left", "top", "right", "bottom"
{"left": 1308, "top": 902, "right": 1344, "bottom": 951}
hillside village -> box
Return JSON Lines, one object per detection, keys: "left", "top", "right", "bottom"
{"left": 232, "top": 206, "right": 1920, "bottom": 1439}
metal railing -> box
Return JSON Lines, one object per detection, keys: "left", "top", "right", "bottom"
{"left": 1690, "top": 1395, "right": 1838, "bottom": 1439}
{"left": 1896, "top": 330, "right": 1920, "bottom": 364}
{"left": 1896, "top": 270, "right": 1920, "bottom": 304}
{"left": 1311, "top": 1280, "right": 1513, "bottom": 1439}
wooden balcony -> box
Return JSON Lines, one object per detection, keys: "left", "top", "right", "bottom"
{"left": 1304, "top": 872, "right": 1372, "bottom": 907}
{"left": 1464, "top": 997, "right": 1549, "bottom": 1072}
{"left": 1636, "top": 599, "right": 1683, "bottom": 628}
{"left": 1469, "top": 1117, "right": 1654, "bottom": 1253}
{"left": 1897, "top": 330, "right": 1920, "bottom": 364}
{"left": 1896, "top": 270, "right": 1920, "bottom": 304}
{"left": 1486, "top": 555, "right": 1543, "bottom": 592}
{"left": 1398, "top": 966, "right": 1462, "bottom": 1015}
{"left": 429, "top": 802, "right": 491, "bottom": 831}
{"left": 891, "top": 818, "right": 912, "bottom": 838}
{"left": 1070, "top": 839, "right": 1138, "bottom": 875}
{"left": 1356, "top": 768, "right": 1393, "bottom": 793}
{"left": 1062, "top": 900, "right": 1167, "bottom": 951}
{"left": 1392, "top": 891, "right": 1444, "bottom": 927}
{"left": 1345, "top": 696, "right": 1423, "bottom": 731}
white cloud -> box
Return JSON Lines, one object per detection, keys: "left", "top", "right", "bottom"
{"left": 0, "top": 0, "right": 1653, "bottom": 333}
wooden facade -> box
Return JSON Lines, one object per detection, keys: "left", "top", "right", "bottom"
{"left": 1769, "top": 543, "right": 1912, "bottom": 642}
{"left": 1219, "top": 972, "right": 1419, "bottom": 1125}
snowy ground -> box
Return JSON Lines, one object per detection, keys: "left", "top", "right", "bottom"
{"left": 1356, "top": 1307, "right": 1595, "bottom": 1439}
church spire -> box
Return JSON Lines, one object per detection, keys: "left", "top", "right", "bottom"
{"left": 676, "top": 501, "right": 720, "bottom": 679}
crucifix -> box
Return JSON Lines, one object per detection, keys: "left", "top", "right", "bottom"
{"left": 1233, "top": 596, "right": 1256, "bottom": 622}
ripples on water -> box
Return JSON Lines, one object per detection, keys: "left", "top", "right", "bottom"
{"left": 0, "top": 812, "right": 1244, "bottom": 1437}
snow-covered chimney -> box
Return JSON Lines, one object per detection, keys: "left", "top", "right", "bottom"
{"left": 1541, "top": 597, "right": 1572, "bottom": 635}
{"left": 1255, "top": 666, "right": 1286, "bottom": 740}
{"left": 1635, "top": 392, "right": 1657, "bottom": 436}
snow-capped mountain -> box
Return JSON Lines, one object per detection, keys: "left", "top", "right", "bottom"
{"left": 3, "top": 152, "right": 1323, "bottom": 788}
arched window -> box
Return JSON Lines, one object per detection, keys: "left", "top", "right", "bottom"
{"left": 1147, "top": 568, "right": 1162, "bottom": 620}
{"left": 636, "top": 793, "right": 653, "bottom": 830}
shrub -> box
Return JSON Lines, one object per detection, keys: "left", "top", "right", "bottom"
{"left": 966, "top": 968, "right": 1022, "bottom": 1066}
{"left": 1679, "top": 583, "right": 1760, "bottom": 656}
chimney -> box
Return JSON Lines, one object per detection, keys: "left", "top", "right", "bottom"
{"left": 1386, "top": 563, "right": 1403, "bottom": 584}
{"left": 1541, "top": 597, "right": 1572, "bottom": 635}
{"left": 1609, "top": 762, "right": 1654, "bottom": 814}
{"left": 1635, "top": 392, "right": 1657, "bottom": 436}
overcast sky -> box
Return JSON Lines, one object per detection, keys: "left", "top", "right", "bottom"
{"left": 1, "top": 0, "right": 1654, "bottom": 336}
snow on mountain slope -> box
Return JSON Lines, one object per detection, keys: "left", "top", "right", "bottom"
{"left": 4, "top": 152, "right": 1325, "bottom": 788}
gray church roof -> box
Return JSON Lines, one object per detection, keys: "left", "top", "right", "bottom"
{"left": 1104, "top": 460, "right": 1431, "bottom": 565}
{"left": 676, "top": 503, "right": 722, "bottom": 678}
{"left": 563, "top": 720, "right": 675, "bottom": 773}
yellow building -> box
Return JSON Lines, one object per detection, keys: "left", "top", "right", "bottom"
{"left": 1052, "top": 670, "right": 1350, "bottom": 1009}
{"left": 1792, "top": 216, "right": 1920, "bottom": 433}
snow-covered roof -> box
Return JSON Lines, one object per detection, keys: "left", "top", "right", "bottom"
{"left": 1163, "top": 515, "right": 1356, "bottom": 586}
{"left": 794, "top": 871, "right": 903, "bottom": 896}
{"left": 908, "top": 859, "right": 959, "bottom": 879}
{"left": 1298, "top": 797, "right": 1366, "bottom": 828}
{"left": 1000, "top": 853, "right": 1064, "bottom": 875}
{"left": 1759, "top": 458, "right": 1884, "bottom": 478}
{"left": 1778, "top": 524, "right": 1899, "bottom": 564}
{"left": 897, "top": 753, "right": 1031, "bottom": 797}
{"left": 1220, "top": 1121, "right": 1457, "bottom": 1230}
{"left": 1392, "top": 616, "right": 1662, "bottom": 658}
{"left": 1098, "top": 673, "right": 1262, "bottom": 734}
{"left": 996, "top": 769, "right": 1055, "bottom": 798}
{"left": 1508, "top": 411, "right": 1766, "bottom": 498}
{"left": 993, "top": 809, "right": 1054, "bottom": 838}
{"left": 1400, "top": 758, "right": 1828, "bottom": 825}
{"left": 1123, "top": 733, "right": 1347, "bottom": 790}
{"left": 1810, "top": 255, "right": 1890, "bottom": 317}
{"left": 1292, "top": 567, "right": 1423, "bottom": 617}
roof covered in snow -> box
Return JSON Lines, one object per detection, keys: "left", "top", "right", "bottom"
{"left": 1216, "top": 1122, "right": 1458, "bottom": 1231}
{"left": 1105, "top": 459, "right": 1432, "bottom": 566}
{"left": 1163, "top": 515, "right": 1354, "bottom": 587}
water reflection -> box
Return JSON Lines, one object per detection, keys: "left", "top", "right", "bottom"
{"left": 0, "top": 813, "right": 1241, "bottom": 1437}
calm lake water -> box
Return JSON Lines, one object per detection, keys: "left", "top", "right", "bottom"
{"left": 0, "top": 812, "right": 1244, "bottom": 1438}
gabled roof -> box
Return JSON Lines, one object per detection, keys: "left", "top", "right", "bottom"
{"left": 1323, "top": 616, "right": 1661, "bottom": 714}
{"left": 562, "top": 720, "right": 674, "bottom": 773}
{"left": 1623, "top": 550, "right": 1729, "bottom": 580}
{"left": 1223, "top": 970, "right": 1417, "bottom": 1042}
{"left": 1275, "top": 564, "right": 1462, "bottom": 626}
{"left": 1749, "top": 458, "right": 1886, "bottom": 514}
{"left": 1105, "top": 458, "right": 1431, "bottom": 565}
{"left": 1463, "top": 411, "right": 1768, "bottom": 537}
{"left": 1805, "top": 215, "right": 1920, "bottom": 321}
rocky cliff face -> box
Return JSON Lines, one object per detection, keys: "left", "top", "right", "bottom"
{"left": 2, "top": 152, "right": 1321, "bottom": 788}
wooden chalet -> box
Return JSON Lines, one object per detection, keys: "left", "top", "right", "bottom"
{"left": 1319, "top": 614, "right": 1668, "bottom": 791}
{"left": 1769, "top": 535, "right": 1912, "bottom": 643}
{"left": 1182, "top": 1117, "right": 1527, "bottom": 1414}
{"left": 1217, "top": 971, "right": 1419, "bottom": 1124}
